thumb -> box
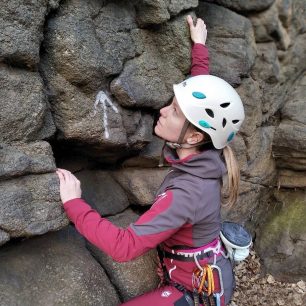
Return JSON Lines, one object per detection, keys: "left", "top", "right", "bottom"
{"left": 187, "top": 15, "right": 194, "bottom": 28}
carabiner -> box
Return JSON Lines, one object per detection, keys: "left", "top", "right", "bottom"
{"left": 210, "top": 264, "right": 224, "bottom": 297}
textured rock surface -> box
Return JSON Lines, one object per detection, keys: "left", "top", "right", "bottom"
{"left": 88, "top": 209, "right": 159, "bottom": 302}
{"left": 196, "top": 2, "right": 256, "bottom": 86}
{"left": 273, "top": 74, "right": 306, "bottom": 172}
{"left": 0, "top": 142, "right": 56, "bottom": 180}
{"left": 111, "top": 13, "right": 191, "bottom": 109}
{"left": 111, "top": 168, "right": 169, "bottom": 205}
{"left": 0, "top": 65, "right": 55, "bottom": 143}
{"left": 256, "top": 190, "right": 306, "bottom": 282}
{"left": 249, "top": 1, "right": 291, "bottom": 50}
{"left": 76, "top": 170, "right": 130, "bottom": 216}
{"left": 0, "top": 227, "right": 120, "bottom": 306}
{"left": 0, "top": 174, "right": 68, "bottom": 238}
{"left": 203, "top": 0, "right": 275, "bottom": 13}
{"left": 123, "top": 136, "right": 165, "bottom": 167}
{"left": 135, "top": 0, "right": 198, "bottom": 26}
{"left": 0, "top": 0, "right": 306, "bottom": 301}
{"left": 0, "top": 0, "right": 60, "bottom": 69}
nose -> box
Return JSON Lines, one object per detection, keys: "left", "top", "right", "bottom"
{"left": 160, "top": 105, "right": 170, "bottom": 117}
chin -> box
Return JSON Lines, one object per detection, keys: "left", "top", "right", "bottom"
{"left": 154, "top": 125, "right": 161, "bottom": 136}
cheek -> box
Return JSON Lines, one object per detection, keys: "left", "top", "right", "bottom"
{"left": 155, "top": 119, "right": 184, "bottom": 142}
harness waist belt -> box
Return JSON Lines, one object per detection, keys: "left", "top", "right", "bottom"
{"left": 163, "top": 249, "right": 215, "bottom": 262}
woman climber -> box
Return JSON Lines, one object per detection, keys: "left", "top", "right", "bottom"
{"left": 56, "top": 15, "right": 245, "bottom": 306}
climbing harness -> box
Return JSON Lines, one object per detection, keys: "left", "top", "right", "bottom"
{"left": 157, "top": 223, "right": 251, "bottom": 305}
{"left": 157, "top": 238, "right": 226, "bottom": 306}
{"left": 220, "top": 221, "right": 252, "bottom": 263}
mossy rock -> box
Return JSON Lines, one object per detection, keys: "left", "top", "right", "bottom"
{"left": 256, "top": 189, "right": 306, "bottom": 282}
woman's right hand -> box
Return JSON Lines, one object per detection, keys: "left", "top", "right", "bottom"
{"left": 187, "top": 15, "right": 207, "bottom": 45}
{"left": 56, "top": 168, "right": 82, "bottom": 204}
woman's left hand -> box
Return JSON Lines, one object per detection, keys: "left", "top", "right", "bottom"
{"left": 56, "top": 168, "right": 82, "bottom": 204}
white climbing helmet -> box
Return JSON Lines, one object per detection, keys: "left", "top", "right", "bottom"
{"left": 173, "top": 75, "right": 245, "bottom": 149}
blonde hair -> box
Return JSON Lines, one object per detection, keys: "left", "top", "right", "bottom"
{"left": 191, "top": 125, "right": 240, "bottom": 207}
{"left": 222, "top": 145, "right": 240, "bottom": 208}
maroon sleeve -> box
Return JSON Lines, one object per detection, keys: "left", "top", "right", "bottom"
{"left": 191, "top": 43, "right": 209, "bottom": 76}
{"left": 63, "top": 190, "right": 186, "bottom": 262}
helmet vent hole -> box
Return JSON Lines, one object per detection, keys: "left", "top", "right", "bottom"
{"left": 205, "top": 109, "right": 214, "bottom": 118}
{"left": 222, "top": 118, "right": 227, "bottom": 128}
{"left": 232, "top": 120, "right": 240, "bottom": 124}
{"left": 220, "top": 102, "right": 230, "bottom": 108}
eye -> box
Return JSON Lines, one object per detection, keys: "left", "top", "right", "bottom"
{"left": 232, "top": 120, "right": 240, "bottom": 124}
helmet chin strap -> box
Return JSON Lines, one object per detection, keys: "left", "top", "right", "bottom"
{"left": 159, "top": 120, "right": 208, "bottom": 167}
{"left": 166, "top": 119, "right": 207, "bottom": 149}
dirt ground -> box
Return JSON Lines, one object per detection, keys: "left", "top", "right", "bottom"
{"left": 229, "top": 250, "right": 305, "bottom": 306}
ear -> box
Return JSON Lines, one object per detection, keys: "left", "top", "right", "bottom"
{"left": 186, "top": 131, "right": 205, "bottom": 145}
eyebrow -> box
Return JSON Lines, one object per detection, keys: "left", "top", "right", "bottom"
{"left": 173, "top": 99, "right": 182, "bottom": 114}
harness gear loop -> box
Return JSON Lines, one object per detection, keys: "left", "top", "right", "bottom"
{"left": 194, "top": 252, "right": 203, "bottom": 271}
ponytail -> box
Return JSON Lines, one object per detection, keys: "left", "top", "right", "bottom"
{"left": 222, "top": 145, "right": 240, "bottom": 208}
{"left": 192, "top": 125, "right": 240, "bottom": 207}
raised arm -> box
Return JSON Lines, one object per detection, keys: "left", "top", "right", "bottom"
{"left": 187, "top": 15, "right": 209, "bottom": 76}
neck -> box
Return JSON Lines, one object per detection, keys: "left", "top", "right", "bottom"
{"left": 176, "top": 146, "right": 199, "bottom": 160}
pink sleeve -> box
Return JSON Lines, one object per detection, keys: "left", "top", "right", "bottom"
{"left": 191, "top": 43, "right": 209, "bottom": 76}
{"left": 63, "top": 191, "right": 182, "bottom": 262}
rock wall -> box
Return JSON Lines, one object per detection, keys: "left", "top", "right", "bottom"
{"left": 0, "top": 0, "right": 305, "bottom": 304}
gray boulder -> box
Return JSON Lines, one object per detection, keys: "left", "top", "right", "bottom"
{"left": 135, "top": 0, "right": 170, "bottom": 27}
{"left": 202, "top": 0, "right": 275, "bottom": 13}
{"left": 121, "top": 110, "right": 154, "bottom": 150}
{"left": 0, "top": 141, "right": 56, "bottom": 180}
{"left": 278, "top": 169, "right": 306, "bottom": 188}
{"left": 0, "top": 0, "right": 60, "bottom": 69}
{"left": 135, "top": 0, "right": 198, "bottom": 26}
{"left": 249, "top": 1, "right": 290, "bottom": 50}
{"left": 41, "top": 59, "right": 128, "bottom": 147}
{"left": 87, "top": 209, "right": 159, "bottom": 302}
{"left": 0, "top": 174, "right": 68, "bottom": 240}
{"left": 168, "top": 0, "right": 198, "bottom": 16}
{"left": 0, "top": 226, "right": 120, "bottom": 306}
{"left": 196, "top": 2, "right": 257, "bottom": 85}
{"left": 273, "top": 74, "right": 306, "bottom": 172}
{"left": 0, "top": 65, "right": 55, "bottom": 143}
{"left": 236, "top": 77, "right": 263, "bottom": 137}
{"left": 243, "top": 127, "right": 277, "bottom": 186}
{"left": 76, "top": 170, "right": 130, "bottom": 216}
{"left": 123, "top": 136, "right": 165, "bottom": 167}
{"left": 43, "top": 0, "right": 137, "bottom": 91}
{"left": 111, "top": 13, "right": 191, "bottom": 109}
{"left": 221, "top": 179, "right": 267, "bottom": 227}
{"left": 111, "top": 51, "right": 181, "bottom": 109}
{"left": 111, "top": 168, "right": 169, "bottom": 205}
{"left": 252, "top": 43, "right": 281, "bottom": 84}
